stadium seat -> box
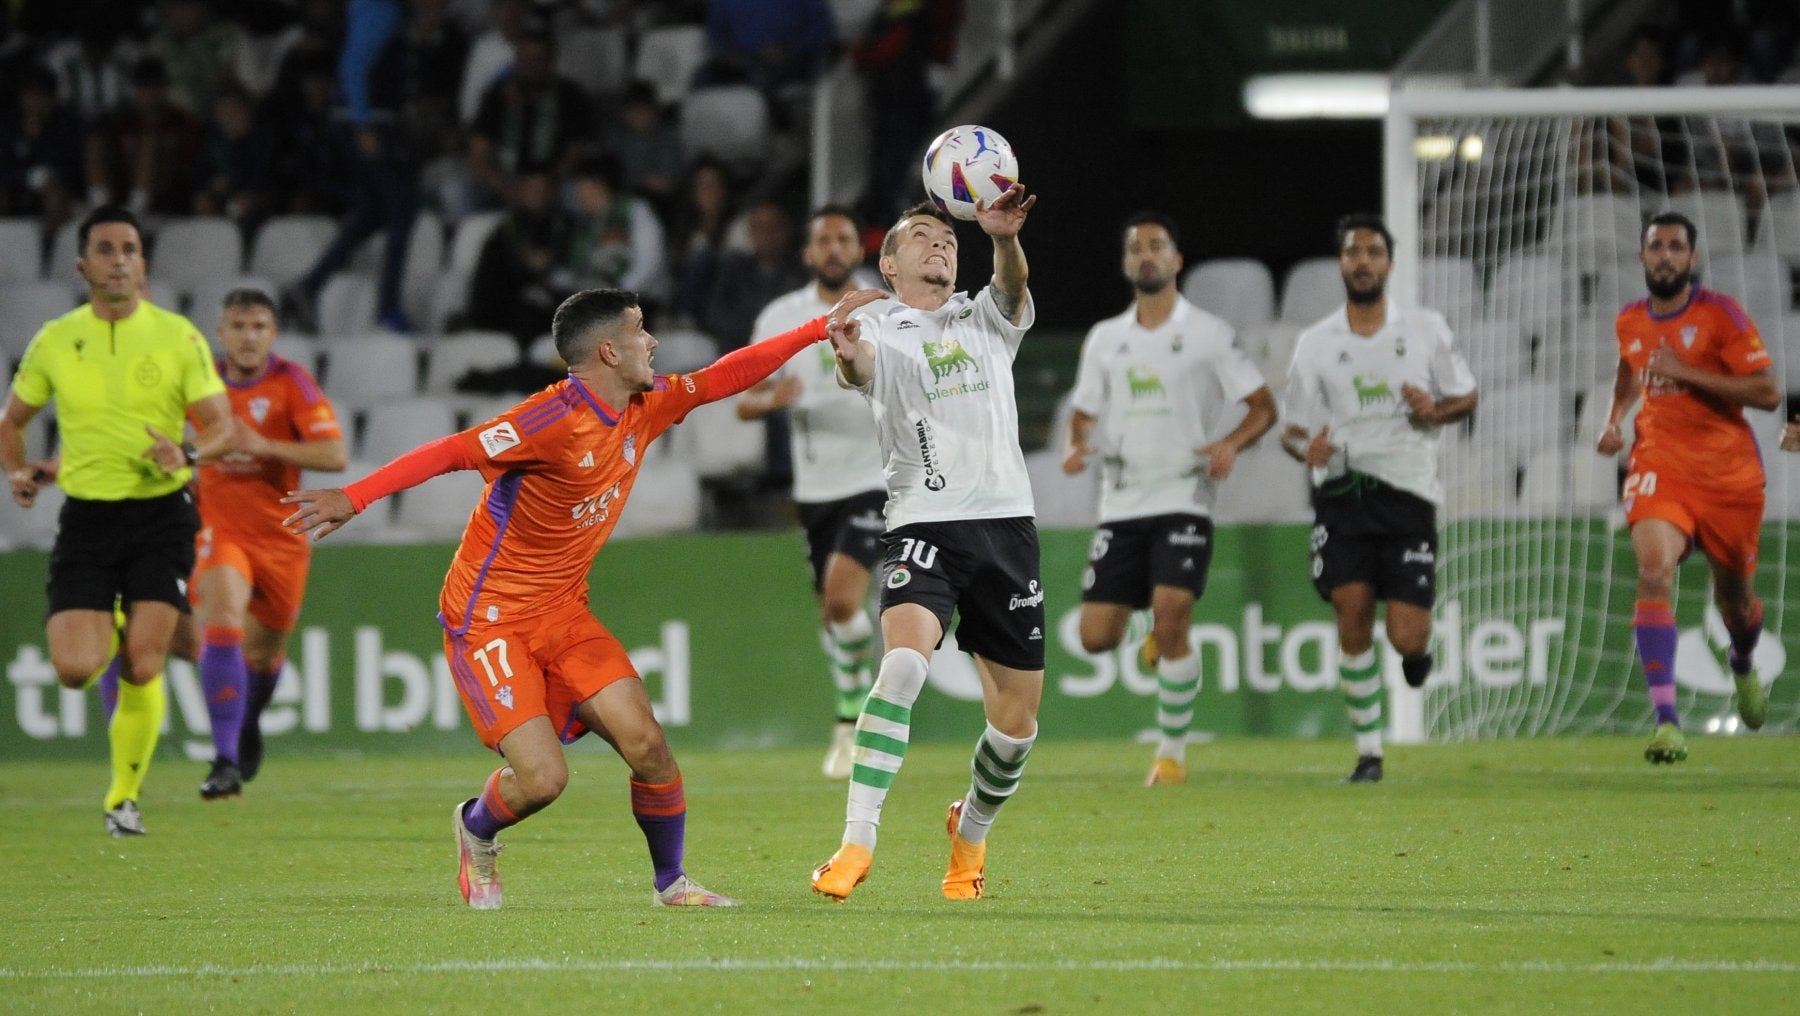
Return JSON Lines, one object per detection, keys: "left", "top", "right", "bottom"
{"left": 1516, "top": 448, "right": 1568, "bottom": 511}
{"left": 392, "top": 467, "right": 486, "bottom": 541}
{"left": 185, "top": 275, "right": 278, "bottom": 338}
{"left": 1210, "top": 439, "right": 1310, "bottom": 524}
{"left": 1486, "top": 252, "right": 1573, "bottom": 337}
{"left": 0, "top": 218, "right": 43, "bottom": 281}
{"left": 1278, "top": 257, "right": 1342, "bottom": 325}
{"left": 1753, "top": 188, "right": 1800, "bottom": 263}
{"left": 143, "top": 280, "right": 183, "bottom": 315}
{"left": 634, "top": 25, "right": 708, "bottom": 105}
{"left": 0, "top": 280, "right": 78, "bottom": 360}
{"left": 651, "top": 329, "right": 718, "bottom": 373}
{"left": 427, "top": 210, "right": 503, "bottom": 331}
{"left": 612, "top": 455, "right": 702, "bottom": 537}
{"left": 1180, "top": 258, "right": 1275, "bottom": 332}
{"left": 1023, "top": 448, "right": 1098, "bottom": 530}
{"left": 0, "top": 479, "right": 64, "bottom": 550}
{"left": 556, "top": 26, "right": 630, "bottom": 98}
{"left": 318, "top": 333, "right": 422, "bottom": 409}
{"left": 1568, "top": 442, "right": 1622, "bottom": 510}
{"left": 457, "top": 394, "right": 519, "bottom": 430}
{"left": 1470, "top": 380, "right": 1566, "bottom": 459}
{"left": 1557, "top": 192, "right": 1643, "bottom": 270}
{"left": 248, "top": 215, "right": 336, "bottom": 288}
{"left": 1663, "top": 189, "right": 1748, "bottom": 264}
{"left": 526, "top": 333, "right": 563, "bottom": 369}
{"left": 423, "top": 331, "right": 521, "bottom": 393}
{"left": 45, "top": 218, "right": 77, "bottom": 278}
{"left": 1460, "top": 320, "right": 1534, "bottom": 386}
{"left": 359, "top": 397, "right": 457, "bottom": 465}
{"left": 1443, "top": 444, "right": 1520, "bottom": 520}
{"left": 273, "top": 333, "right": 324, "bottom": 377}
{"left": 151, "top": 217, "right": 244, "bottom": 297}
{"left": 671, "top": 401, "right": 765, "bottom": 479}
{"left": 1245, "top": 321, "right": 1302, "bottom": 391}
{"left": 316, "top": 273, "right": 378, "bottom": 338}
{"left": 346, "top": 211, "right": 446, "bottom": 325}
{"left": 678, "top": 85, "right": 770, "bottom": 171}
{"left": 1573, "top": 379, "right": 1638, "bottom": 448}
{"left": 302, "top": 457, "right": 396, "bottom": 542}
{"left": 1701, "top": 253, "right": 1790, "bottom": 323}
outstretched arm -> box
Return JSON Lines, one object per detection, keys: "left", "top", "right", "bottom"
{"left": 976, "top": 184, "right": 1035, "bottom": 325}
{"left": 698, "top": 289, "right": 887, "bottom": 400}
{"left": 281, "top": 434, "right": 480, "bottom": 540}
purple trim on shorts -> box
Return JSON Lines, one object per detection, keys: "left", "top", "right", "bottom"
{"left": 440, "top": 626, "right": 497, "bottom": 727}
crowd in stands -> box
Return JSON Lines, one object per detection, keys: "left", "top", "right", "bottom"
{"left": 0, "top": 0, "right": 964, "bottom": 343}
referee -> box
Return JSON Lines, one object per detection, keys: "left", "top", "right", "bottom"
{"left": 0, "top": 206, "right": 235, "bottom": 836}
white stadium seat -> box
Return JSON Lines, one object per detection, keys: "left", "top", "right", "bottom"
{"left": 672, "top": 403, "right": 765, "bottom": 479}
{"left": 1210, "top": 440, "right": 1311, "bottom": 524}
{"left": 1024, "top": 448, "right": 1098, "bottom": 530}
{"left": 1279, "top": 257, "right": 1342, "bottom": 325}
{"left": 151, "top": 217, "right": 244, "bottom": 297}
{"left": 424, "top": 331, "right": 520, "bottom": 393}
{"left": 0, "top": 218, "right": 44, "bottom": 281}
{"left": 359, "top": 397, "right": 457, "bottom": 465}
{"left": 393, "top": 467, "right": 487, "bottom": 541}
{"left": 185, "top": 275, "right": 278, "bottom": 339}
{"left": 678, "top": 85, "right": 771, "bottom": 170}
{"left": 611, "top": 454, "right": 702, "bottom": 537}
{"left": 1663, "top": 189, "right": 1748, "bottom": 263}
{"left": 0, "top": 280, "right": 78, "bottom": 360}
{"left": 319, "top": 333, "right": 421, "bottom": 409}
{"left": 249, "top": 215, "right": 336, "bottom": 288}
{"left": 557, "top": 26, "right": 630, "bottom": 97}
{"left": 428, "top": 210, "right": 503, "bottom": 331}
{"left": 1417, "top": 255, "right": 1480, "bottom": 321}
{"left": 650, "top": 329, "right": 718, "bottom": 373}
{"left": 0, "top": 479, "right": 64, "bottom": 550}
{"left": 634, "top": 25, "right": 708, "bottom": 105}
{"left": 1181, "top": 258, "right": 1275, "bottom": 332}
{"left": 315, "top": 273, "right": 378, "bottom": 338}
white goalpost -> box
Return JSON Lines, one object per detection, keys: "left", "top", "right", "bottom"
{"left": 1383, "top": 86, "right": 1800, "bottom": 741}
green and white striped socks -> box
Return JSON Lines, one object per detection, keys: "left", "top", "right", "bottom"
{"left": 844, "top": 647, "right": 930, "bottom": 849}
{"left": 1340, "top": 646, "right": 1384, "bottom": 757}
{"left": 957, "top": 723, "right": 1035, "bottom": 844}
{"left": 824, "top": 612, "right": 875, "bottom": 721}
{"left": 1153, "top": 652, "right": 1201, "bottom": 762}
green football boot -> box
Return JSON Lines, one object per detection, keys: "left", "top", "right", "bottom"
{"left": 1733, "top": 670, "right": 1768, "bottom": 731}
{"left": 1644, "top": 722, "right": 1688, "bottom": 764}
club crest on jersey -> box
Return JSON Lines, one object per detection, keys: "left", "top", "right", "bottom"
{"left": 248, "top": 397, "right": 270, "bottom": 424}
{"left": 1628, "top": 339, "right": 1642, "bottom": 353}
{"left": 479, "top": 421, "right": 520, "bottom": 457}
{"left": 886, "top": 565, "right": 911, "bottom": 589}
{"left": 1680, "top": 326, "right": 1697, "bottom": 349}
{"left": 622, "top": 434, "right": 637, "bottom": 465}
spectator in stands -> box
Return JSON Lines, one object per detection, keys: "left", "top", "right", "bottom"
{"left": 851, "top": 0, "right": 962, "bottom": 221}
{"left": 706, "top": 0, "right": 834, "bottom": 92}
{"left": 459, "top": 0, "right": 528, "bottom": 124}
{"left": 1605, "top": 25, "right": 1680, "bottom": 194}
{"left": 1678, "top": 32, "right": 1796, "bottom": 199}
{"left": 703, "top": 198, "right": 807, "bottom": 351}
{"left": 192, "top": 82, "right": 275, "bottom": 229}
{"left": 465, "top": 26, "right": 594, "bottom": 212}
{"left": 467, "top": 166, "right": 568, "bottom": 343}
{"left": 604, "top": 80, "right": 684, "bottom": 216}
{"left": 46, "top": 24, "right": 138, "bottom": 124}
{"left": 86, "top": 56, "right": 201, "bottom": 217}
{"left": 0, "top": 65, "right": 86, "bottom": 239}
{"left": 555, "top": 155, "right": 667, "bottom": 303}
{"left": 272, "top": 52, "right": 349, "bottom": 215}
{"left": 669, "top": 155, "right": 735, "bottom": 327}
{"left": 289, "top": 0, "right": 422, "bottom": 333}
{"left": 266, "top": 0, "right": 347, "bottom": 122}
{"left": 150, "top": 0, "right": 243, "bottom": 116}
{"left": 401, "top": 0, "right": 469, "bottom": 158}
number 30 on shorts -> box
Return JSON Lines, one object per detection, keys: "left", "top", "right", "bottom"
{"left": 1622, "top": 470, "right": 1658, "bottom": 500}
{"left": 471, "top": 638, "right": 514, "bottom": 686}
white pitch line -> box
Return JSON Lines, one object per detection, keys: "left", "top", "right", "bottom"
{"left": 3, "top": 957, "right": 1798, "bottom": 980}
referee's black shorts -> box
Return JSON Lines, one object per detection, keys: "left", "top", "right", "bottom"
{"left": 47, "top": 488, "right": 200, "bottom": 615}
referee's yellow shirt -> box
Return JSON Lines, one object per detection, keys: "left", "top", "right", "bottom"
{"left": 11, "top": 300, "right": 226, "bottom": 501}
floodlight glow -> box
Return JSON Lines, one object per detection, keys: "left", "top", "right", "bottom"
{"left": 1243, "top": 73, "right": 1390, "bottom": 119}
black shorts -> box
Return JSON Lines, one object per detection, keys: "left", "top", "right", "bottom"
{"left": 47, "top": 488, "right": 200, "bottom": 615}
{"left": 1309, "top": 473, "right": 1437, "bottom": 609}
{"left": 1080, "top": 513, "right": 1213, "bottom": 608}
{"left": 796, "top": 490, "right": 887, "bottom": 592}
{"left": 878, "top": 517, "right": 1044, "bottom": 671}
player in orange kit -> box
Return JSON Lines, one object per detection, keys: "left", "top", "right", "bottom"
{"left": 282, "top": 285, "right": 885, "bottom": 909}
{"left": 180, "top": 289, "right": 347, "bottom": 798}
{"left": 1595, "top": 211, "right": 1780, "bottom": 764}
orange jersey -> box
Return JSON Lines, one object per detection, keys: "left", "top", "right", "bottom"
{"left": 438, "top": 373, "right": 710, "bottom": 632}
{"left": 198, "top": 355, "right": 343, "bottom": 542}
{"left": 1615, "top": 287, "right": 1771, "bottom": 494}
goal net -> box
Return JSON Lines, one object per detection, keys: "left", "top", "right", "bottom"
{"left": 1383, "top": 87, "right": 1800, "bottom": 741}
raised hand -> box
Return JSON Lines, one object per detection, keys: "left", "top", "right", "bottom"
{"left": 1061, "top": 441, "right": 1091, "bottom": 475}
{"left": 1305, "top": 425, "right": 1337, "bottom": 468}
{"left": 974, "top": 183, "right": 1036, "bottom": 238}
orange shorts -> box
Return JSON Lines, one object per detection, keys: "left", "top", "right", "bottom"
{"left": 1622, "top": 466, "right": 1764, "bottom": 575}
{"left": 192, "top": 525, "right": 313, "bottom": 631}
{"left": 441, "top": 596, "right": 639, "bottom": 751}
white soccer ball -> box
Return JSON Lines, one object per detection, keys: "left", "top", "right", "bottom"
{"left": 921, "top": 125, "right": 1020, "bottom": 221}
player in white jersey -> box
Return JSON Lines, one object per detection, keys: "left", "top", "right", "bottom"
{"left": 737, "top": 206, "right": 888, "bottom": 780}
{"left": 809, "top": 191, "right": 1041, "bottom": 904}
{"left": 1279, "top": 214, "right": 1478, "bottom": 784}
{"left": 1063, "top": 212, "right": 1276, "bottom": 787}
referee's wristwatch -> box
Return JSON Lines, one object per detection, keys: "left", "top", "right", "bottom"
{"left": 182, "top": 442, "right": 200, "bottom": 467}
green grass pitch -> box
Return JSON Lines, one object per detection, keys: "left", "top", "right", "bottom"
{"left": 4, "top": 736, "right": 1798, "bottom": 1014}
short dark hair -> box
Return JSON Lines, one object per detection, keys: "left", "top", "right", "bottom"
{"left": 571, "top": 154, "right": 624, "bottom": 192}
{"left": 221, "top": 287, "right": 277, "bottom": 314}
{"left": 552, "top": 289, "right": 639, "bottom": 367}
{"left": 622, "top": 79, "right": 660, "bottom": 107}
{"left": 1644, "top": 210, "right": 1697, "bottom": 249}
{"left": 1123, "top": 211, "right": 1181, "bottom": 252}
{"left": 78, "top": 205, "right": 144, "bottom": 255}
{"left": 1335, "top": 213, "right": 1394, "bottom": 256}
{"left": 131, "top": 55, "right": 169, "bottom": 88}
{"left": 809, "top": 203, "right": 861, "bottom": 233}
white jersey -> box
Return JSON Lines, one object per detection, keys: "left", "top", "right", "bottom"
{"left": 1070, "top": 298, "right": 1267, "bottom": 522}
{"left": 1283, "top": 301, "right": 1476, "bottom": 505}
{"left": 849, "top": 286, "right": 1036, "bottom": 529}
{"left": 750, "top": 285, "right": 886, "bottom": 504}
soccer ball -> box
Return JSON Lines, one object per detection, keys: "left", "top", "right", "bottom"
{"left": 921, "top": 125, "right": 1020, "bottom": 221}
